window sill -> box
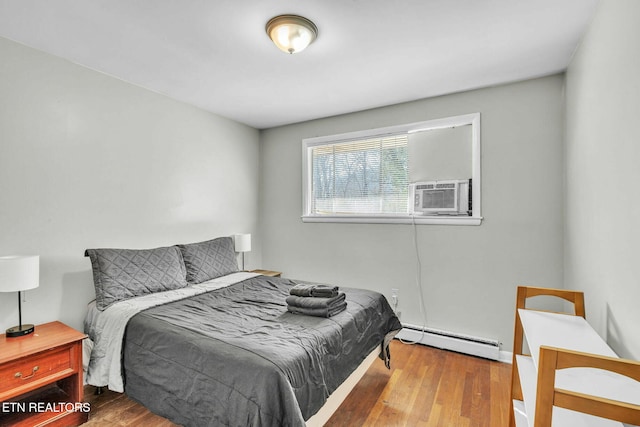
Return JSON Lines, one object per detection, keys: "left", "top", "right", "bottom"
{"left": 301, "top": 215, "right": 483, "bottom": 225}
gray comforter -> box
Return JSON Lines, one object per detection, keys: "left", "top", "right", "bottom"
{"left": 122, "top": 275, "right": 401, "bottom": 426}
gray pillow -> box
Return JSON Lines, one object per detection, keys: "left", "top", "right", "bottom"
{"left": 85, "top": 246, "right": 188, "bottom": 311}
{"left": 177, "top": 237, "right": 238, "bottom": 284}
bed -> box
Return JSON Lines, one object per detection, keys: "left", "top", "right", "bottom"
{"left": 83, "top": 237, "right": 402, "bottom": 426}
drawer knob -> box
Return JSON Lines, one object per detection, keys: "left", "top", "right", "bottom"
{"left": 15, "top": 365, "right": 39, "bottom": 380}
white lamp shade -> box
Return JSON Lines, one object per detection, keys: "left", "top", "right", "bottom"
{"left": 0, "top": 255, "right": 39, "bottom": 292}
{"left": 234, "top": 234, "right": 252, "bottom": 253}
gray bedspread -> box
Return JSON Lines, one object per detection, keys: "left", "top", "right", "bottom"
{"left": 122, "top": 275, "right": 401, "bottom": 427}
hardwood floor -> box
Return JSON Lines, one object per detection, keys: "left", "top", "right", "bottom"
{"left": 325, "top": 341, "right": 511, "bottom": 427}
{"left": 82, "top": 387, "right": 177, "bottom": 427}
{"left": 81, "top": 340, "right": 512, "bottom": 426}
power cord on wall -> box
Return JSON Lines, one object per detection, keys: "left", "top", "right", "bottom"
{"left": 398, "top": 215, "right": 428, "bottom": 345}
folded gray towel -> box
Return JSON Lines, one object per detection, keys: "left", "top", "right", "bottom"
{"left": 285, "top": 292, "right": 345, "bottom": 310}
{"left": 286, "top": 301, "right": 347, "bottom": 318}
{"left": 290, "top": 283, "right": 339, "bottom": 298}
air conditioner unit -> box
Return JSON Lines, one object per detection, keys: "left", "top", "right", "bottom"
{"left": 410, "top": 179, "right": 471, "bottom": 215}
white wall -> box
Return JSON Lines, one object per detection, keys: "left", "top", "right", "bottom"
{"left": 565, "top": 0, "right": 640, "bottom": 359}
{"left": 0, "top": 37, "right": 261, "bottom": 333}
{"left": 259, "top": 75, "right": 565, "bottom": 351}
{"left": 408, "top": 125, "right": 472, "bottom": 183}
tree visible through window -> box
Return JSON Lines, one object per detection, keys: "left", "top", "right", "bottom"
{"left": 310, "top": 135, "right": 408, "bottom": 215}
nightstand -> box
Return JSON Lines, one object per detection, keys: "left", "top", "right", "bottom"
{"left": 0, "top": 321, "right": 88, "bottom": 427}
{"left": 250, "top": 269, "right": 282, "bottom": 277}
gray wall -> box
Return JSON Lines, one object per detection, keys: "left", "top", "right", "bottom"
{"left": 565, "top": 0, "right": 640, "bottom": 359}
{"left": 259, "top": 75, "right": 565, "bottom": 351}
{"left": 0, "top": 37, "right": 261, "bottom": 332}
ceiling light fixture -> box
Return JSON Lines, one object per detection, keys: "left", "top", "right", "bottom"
{"left": 266, "top": 15, "right": 318, "bottom": 54}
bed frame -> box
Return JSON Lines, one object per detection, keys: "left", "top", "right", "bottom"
{"left": 306, "top": 347, "right": 379, "bottom": 426}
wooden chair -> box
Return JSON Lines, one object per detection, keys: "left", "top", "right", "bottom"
{"left": 508, "top": 285, "right": 640, "bottom": 427}
{"left": 508, "top": 286, "right": 585, "bottom": 427}
{"left": 535, "top": 346, "right": 640, "bottom": 426}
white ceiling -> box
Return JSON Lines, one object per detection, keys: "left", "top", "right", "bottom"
{"left": 0, "top": 0, "right": 599, "bottom": 129}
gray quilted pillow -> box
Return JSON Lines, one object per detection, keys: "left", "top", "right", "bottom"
{"left": 177, "top": 237, "right": 239, "bottom": 284}
{"left": 85, "top": 246, "right": 188, "bottom": 310}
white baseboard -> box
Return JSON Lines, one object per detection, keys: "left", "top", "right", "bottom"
{"left": 396, "top": 324, "right": 502, "bottom": 361}
{"left": 499, "top": 350, "right": 513, "bottom": 364}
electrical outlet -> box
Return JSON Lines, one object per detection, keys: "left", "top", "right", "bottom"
{"left": 390, "top": 288, "right": 399, "bottom": 315}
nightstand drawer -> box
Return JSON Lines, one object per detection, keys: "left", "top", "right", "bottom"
{"left": 0, "top": 346, "right": 74, "bottom": 395}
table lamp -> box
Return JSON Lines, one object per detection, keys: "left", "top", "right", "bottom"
{"left": 234, "top": 234, "right": 251, "bottom": 271}
{"left": 0, "top": 255, "right": 39, "bottom": 337}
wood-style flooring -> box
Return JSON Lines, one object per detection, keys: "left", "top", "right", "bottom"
{"left": 81, "top": 340, "right": 512, "bottom": 426}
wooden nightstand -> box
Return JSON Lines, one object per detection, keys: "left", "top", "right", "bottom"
{"left": 250, "top": 269, "right": 282, "bottom": 277}
{"left": 0, "top": 321, "right": 88, "bottom": 427}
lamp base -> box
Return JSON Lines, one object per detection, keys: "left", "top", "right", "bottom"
{"left": 6, "top": 324, "right": 35, "bottom": 338}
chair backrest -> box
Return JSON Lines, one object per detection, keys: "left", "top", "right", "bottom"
{"left": 508, "top": 285, "right": 585, "bottom": 427}
{"left": 512, "top": 286, "right": 585, "bottom": 357}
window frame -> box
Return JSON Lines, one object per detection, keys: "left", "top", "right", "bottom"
{"left": 301, "top": 113, "right": 482, "bottom": 225}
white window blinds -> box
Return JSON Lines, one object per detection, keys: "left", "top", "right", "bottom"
{"left": 310, "top": 134, "right": 409, "bottom": 215}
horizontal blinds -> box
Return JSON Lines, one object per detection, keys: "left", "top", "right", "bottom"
{"left": 311, "top": 134, "right": 409, "bottom": 215}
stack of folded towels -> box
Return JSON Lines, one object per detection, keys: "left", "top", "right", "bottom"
{"left": 286, "top": 283, "right": 347, "bottom": 318}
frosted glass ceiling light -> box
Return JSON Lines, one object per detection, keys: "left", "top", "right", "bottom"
{"left": 266, "top": 15, "right": 318, "bottom": 54}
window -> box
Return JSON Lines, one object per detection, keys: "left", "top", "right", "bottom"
{"left": 311, "top": 134, "right": 409, "bottom": 215}
{"left": 302, "top": 113, "right": 482, "bottom": 225}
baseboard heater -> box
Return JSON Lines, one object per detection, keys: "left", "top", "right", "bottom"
{"left": 396, "top": 323, "right": 500, "bottom": 361}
